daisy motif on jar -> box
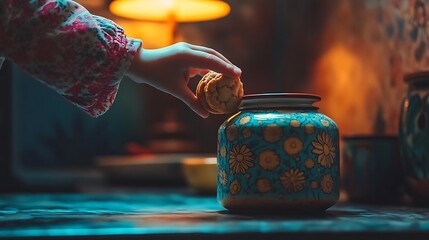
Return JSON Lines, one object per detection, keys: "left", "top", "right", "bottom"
{"left": 217, "top": 93, "right": 340, "bottom": 213}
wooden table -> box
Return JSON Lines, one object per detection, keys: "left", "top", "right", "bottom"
{"left": 1, "top": 191, "right": 429, "bottom": 239}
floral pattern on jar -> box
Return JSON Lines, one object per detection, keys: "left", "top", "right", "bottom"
{"left": 217, "top": 93, "right": 340, "bottom": 213}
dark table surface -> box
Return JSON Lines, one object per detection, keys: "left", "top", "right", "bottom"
{"left": 1, "top": 190, "right": 429, "bottom": 240}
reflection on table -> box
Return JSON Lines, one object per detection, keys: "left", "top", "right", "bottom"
{"left": 1, "top": 191, "right": 429, "bottom": 239}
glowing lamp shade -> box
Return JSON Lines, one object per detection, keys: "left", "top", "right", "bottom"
{"left": 109, "top": 0, "right": 231, "bottom": 22}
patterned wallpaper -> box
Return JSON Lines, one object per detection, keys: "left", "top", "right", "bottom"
{"left": 309, "top": 0, "right": 429, "bottom": 136}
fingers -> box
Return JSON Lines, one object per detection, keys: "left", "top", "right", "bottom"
{"left": 176, "top": 87, "right": 210, "bottom": 118}
{"left": 174, "top": 42, "right": 241, "bottom": 77}
{"left": 187, "top": 44, "right": 233, "bottom": 65}
{"left": 186, "top": 50, "right": 242, "bottom": 78}
{"left": 188, "top": 68, "right": 210, "bottom": 78}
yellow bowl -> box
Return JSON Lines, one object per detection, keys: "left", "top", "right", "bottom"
{"left": 182, "top": 157, "right": 217, "bottom": 193}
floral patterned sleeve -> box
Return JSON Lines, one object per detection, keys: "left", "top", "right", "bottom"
{"left": 0, "top": 0, "right": 142, "bottom": 117}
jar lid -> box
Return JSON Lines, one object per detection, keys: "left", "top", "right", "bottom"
{"left": 404, "top": 71, "right": 429, "bottom": 88}
{"left": 404, "top": 71, "right": 429, "bottom": 82}
{"left": 239, "top": 93, "right": 321, "bottom": 110}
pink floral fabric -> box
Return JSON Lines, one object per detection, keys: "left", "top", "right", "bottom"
{"left": 0, "top": 0, "right": 142, "bottom": 117}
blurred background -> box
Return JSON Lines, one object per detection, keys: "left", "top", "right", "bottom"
{"left": 0, "top": 0, "right": 427, "bottom": 192}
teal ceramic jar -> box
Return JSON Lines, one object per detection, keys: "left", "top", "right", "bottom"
{"left": 399, "top": 72, "right": 429, "bottom": 203}
{"left": 217, "top": 93, "right": 340, "bottom": 213}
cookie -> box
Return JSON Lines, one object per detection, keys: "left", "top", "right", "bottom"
{"left": 196, "top": 73, "right": 223, "bottom": 114}
{"left": 196, "top": 71, "right": 244, "bottom": 114}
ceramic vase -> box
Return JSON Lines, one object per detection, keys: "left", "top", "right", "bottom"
{"left": 217, "top": 93, "right": 340, "bottom": 213}
{"left": 399, "top": 71, "right": 429, "bottom": 204}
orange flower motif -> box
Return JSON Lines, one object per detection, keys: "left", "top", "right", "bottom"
{"left": 256, "top": 178, "right": 272, "bottom": 193}
{"left": 283, "top": 136, "right": 303, "bottom": 155}
{"left": 219, "top": 170, "right": 228, "bottom": 185}
{"left": 320, "top": 119, "right": 330, "bottom": 127}
{"left": 263, "top": 124, "right": 283, "bottom": 143}
{"left": 290, "top": 119, "right": 301, "bottom": 128}
{"left": 280, "top": 168, "right": 306, "bottom": 192}
{"left": 230, "top": 179, "right": 241, "bottom": 195}
{"left": 321, "top": 174, "right": 334, "bottom": 193}
{"left": 304, "top": 123, "right": 315, "bottom": 134}
{"left": 310, "top": 180, "right": 318, "bottom": 189}
{"left": 258, "top": 149, "right": 280, "bottom": 171}
{"left": 239, "top": 116, "right": 251, "bottom": 125}
{"left": 311, "top": 132, "right": 336, "bottom": 168}
{"left": 304, "top": 158, "right": 315, "bottom": 169}
{"left": 226, "top": 124, "right": 238, "bottom": 141}
{"left": 219, "top": 145, "right": 227, "bottom": 158}
{"left": 242, "top": 128, "right": 252, "bottom": 138}
{"left": 229, "top": 144, "right": 254, "bottom": 174}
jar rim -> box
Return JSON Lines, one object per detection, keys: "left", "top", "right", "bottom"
{"left": 404, "top": 71, "right": 429, "bottom": 83}
{"left": 240, "top": 92, "right": 321, "bottom": 110}
{"left": 243, "top": 93, "right": 321, "bottom": 101}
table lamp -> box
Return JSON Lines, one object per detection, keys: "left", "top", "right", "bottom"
{"left": 109, "top": 0, "right": 231, "bottom": 44}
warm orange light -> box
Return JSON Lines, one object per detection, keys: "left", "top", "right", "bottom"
{"left": 109, "top": 0, "right": 230, "bottom": 22}
{"left": 311, "top": 44, "right": 383, "bottom": 136}
{"left": 114, "top": 19, "right": 173, "bottom": 48}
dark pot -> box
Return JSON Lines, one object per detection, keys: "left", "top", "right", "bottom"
{"left": 399, "top": 71, "right": 429, "bottom": 204}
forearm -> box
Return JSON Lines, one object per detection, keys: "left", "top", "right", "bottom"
{"left": 0, "top": 0, "right": 141, "bottom": 117}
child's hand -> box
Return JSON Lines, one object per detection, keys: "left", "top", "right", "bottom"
{"left": 126, "top": 42, "right": 242, "bottom": 118}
